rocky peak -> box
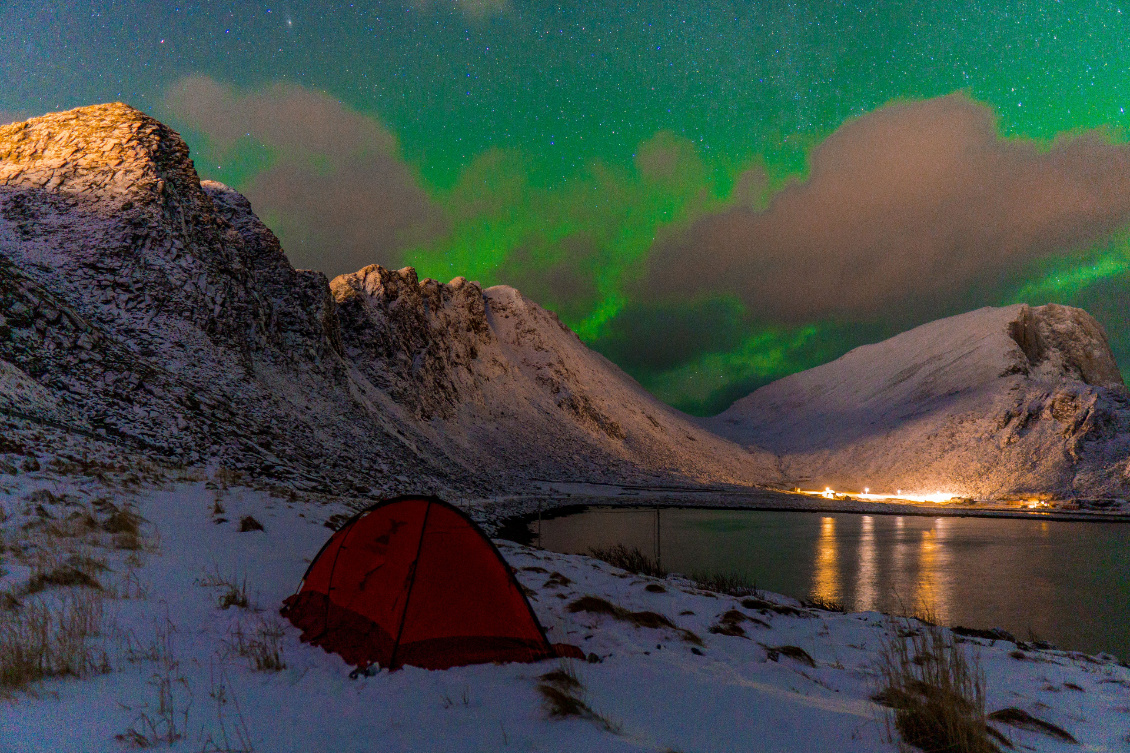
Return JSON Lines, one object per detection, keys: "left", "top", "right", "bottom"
{"left": 330, "top": 265, "right": 498, "bottom": 420}
{"left": 0, "top": 104, "right": 271, "bottom": 361}
{"left": 0, "top": 103, "right": 199, "bottom": 212}
{"left": 1008, "top": 303, "right": 1125, "bottom": 389}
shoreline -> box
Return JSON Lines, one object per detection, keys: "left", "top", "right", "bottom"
{"left": 479, "top": 484, "right": 1130, "bottom": 540}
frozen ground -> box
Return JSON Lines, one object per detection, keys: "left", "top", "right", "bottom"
{"left": 1, "top": 465, "right": 1128, "bottom": 752}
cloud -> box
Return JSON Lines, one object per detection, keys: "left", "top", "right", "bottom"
{"left": 641, "top": 94, "right": 1130, "bottom": 324}
{"left": 165, "top": 76, "right": 446, "bottom": 277}
{"left": 497, "top": 236, "right": 602, "bottom": 323}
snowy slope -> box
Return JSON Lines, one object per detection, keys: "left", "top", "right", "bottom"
{"left": 329, "top": 264, "right": 775, "bottom": 486}
{"left": 0, "top": 103, "right": 770, "bottom": 495}
{"left": 707, "top": 304, "right": 1130, "bottom": 500}
{"left": 1, "top": 463, "right": 1125, "bottom": 752}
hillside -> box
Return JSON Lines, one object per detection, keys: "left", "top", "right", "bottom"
{"left": 0, "top": 103, "right": 771, "bottom": 497}
{"left": 706, "top": 303, "right": 1130, "bottom": 500}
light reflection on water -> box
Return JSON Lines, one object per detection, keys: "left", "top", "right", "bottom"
{"left": 813, "top": 516, "right": 840, "bottom": 606}
{"left": 532, "top": 507, "right": 1130, "bottom": 657}
{"left": 857, "top": 515, "right": 876, "bottom": 612}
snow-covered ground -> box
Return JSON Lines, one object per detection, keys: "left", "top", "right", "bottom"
{"left": 1, "top": 465, "right": 1128, "bottom": 752}
{"left": 707, "top": 303, "right": 1130, "bottom": 503}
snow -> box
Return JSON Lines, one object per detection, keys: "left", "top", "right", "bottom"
{"left": 707, "top": 304, "right": 1130, "bottom": 503}
{"left": 2, "top": 466, "right": 1127, "bottom": 752}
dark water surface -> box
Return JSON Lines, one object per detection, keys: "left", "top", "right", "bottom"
{"left": 531, "top": 507, "right": 1130, "bottom": 658}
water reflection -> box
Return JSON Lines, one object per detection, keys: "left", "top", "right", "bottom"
{"left": 857, "top": 516, "right": 877, "bottom": 611}
{"left": 916, "top": 519, "right": 949, "bottom": 624}
{"left": 531, "top": 507, "right": 1130, "bottom": 657}
{"left": 812, "top": 516, "right": 840, "bottom": 604}
{"left": 892, "top": 516, "right": 912, "bottom": 610}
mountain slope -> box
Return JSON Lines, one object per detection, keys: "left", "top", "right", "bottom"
{"left": 0, "top": 103, "right": 770, "bottom": 494}
{"left": 328, "top": 263, "right": 774, "bottom": 484}
{"left": 706, "top": 304, "right": 1130, "bottom": 500}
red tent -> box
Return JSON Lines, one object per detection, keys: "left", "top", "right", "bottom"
{"left": 281, "top": 496, "right": 581, "bottom": 671}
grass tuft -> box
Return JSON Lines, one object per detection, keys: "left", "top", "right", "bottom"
{"left": 536, "top": 661, "right": 621, "bottom": 733}
{"left": 875, "top": 621, "right": 1002, "bottom": 753}
{"left": 765, "top": 644, "right": 816, "bottom": 667}
{"left": 803, "top": 595, "right": 846, "bottom": 612}
{"left": 23, "top": 564, "right": 103, "bottom": 594}
{"left": 538, "top": 668, "right": 583, "bottom": 692}
{"left": 0, "top": 588, "right": 107, "bottom": 694}
{"left": 709, "top": 609, "right": 769, "bottom": 638}
{"left": 223, "top": 618, "right": 286, "bottom": 672}
{"left": 196, "top": 566, "right": 251, "bottom": 610}
{"left": 987, "top": 708, "right": 1077, "bottom": 744}
{"left": 587, "top": 545, "right": 666, "bottom": 578}
{"left": 116, "top": 617, "right": 190, "bottom": 748}
{"left": 740, "top": 596, "right": 804, "bottom": 617}
{"left": 237, "top": 516, "right": 264, "bottom": 533}
{"left": 689, "top": 571, "right": 759, "bottom": 597}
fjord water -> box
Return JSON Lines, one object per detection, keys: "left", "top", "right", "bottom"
{"left": 532, "top": 508, "right": 1130, "bottom": 658}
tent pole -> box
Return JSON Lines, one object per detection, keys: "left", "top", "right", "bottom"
{"left": 388, "top": 500, "right": 433, "bottom": 671}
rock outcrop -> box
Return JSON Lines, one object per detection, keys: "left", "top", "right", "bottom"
{"left": 706, "top": 304, "right": 1130, "bottom": 500}
{"left": 0, "top": 103, "right": 771, "bottom": 496}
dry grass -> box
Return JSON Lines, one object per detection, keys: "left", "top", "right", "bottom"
{"left": 740, "top": 596, "right": 804, "bottom": 617}
{"left": 874, "top": 621, "right": 1003, "bottom": 753}
{"left": 764, "top": 644, "right": 816, "bottom": 668}
{"left": 196, "top": 566, "right": 251, "bottom": 610}
{"left": 690, "top": 571, "right": 759, "bottom": 597}
{"left": 536, "top": 661, "right": 621, "bottom": 733}
{"left": 987, "top": 707, "right": 1077, "bottom": 744}
{"left": 21, "top": 546, "right": 107, "bottom": 594}
{"left": 198, "top": 663, "right": 255, "bottom": 752}
{"left": 567, "top": 595, "right": 702, "bottom": 646}
{"left": 587, "top": 545, "right": 666, "bottom": 578}
{"left": 543, "top": 571, "right": 572, "bottom": 588}
{"left": 116, "top": 616, "right": 191, "bottom": 748}
{"left": 0, "top": 588, "right": 108, "bottom": 694}
{"left": 709, "top": 609, "right": 769, "bottom": 638}
{"left": 223, "top": 618, "right": 286, "bottom": 672}
{"left": 218, "top": 583, "right": 249, "bottom": 610}
{"left": 237, "top": 516, "right": 263, "bottom": 533}
{"left": 804, "top": 595, "right": 846, "bottom": 612}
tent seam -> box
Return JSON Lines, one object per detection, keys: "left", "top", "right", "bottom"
{"left": 387, "top": 499, "right": 433, "bottom": 671}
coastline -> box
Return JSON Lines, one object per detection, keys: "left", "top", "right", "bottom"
{"left": 477, "top": 483, "right": 1130, "bottom": 539}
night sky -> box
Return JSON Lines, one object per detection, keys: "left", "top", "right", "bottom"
{"left": 4, "top": 1, "right": 1130, "bottom": 414}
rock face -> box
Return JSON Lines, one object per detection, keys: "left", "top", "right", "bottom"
{"left": 706, "top": 304, "right": 1130, "bottom": 500}
{"left": 0, "top": 103, "right": 770, "bottom": 495}
{"left": 326, "top": 264, "right": 774, "bottom": 484}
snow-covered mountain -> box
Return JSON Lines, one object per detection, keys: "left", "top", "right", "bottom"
{"left": 0, "top": 103, "right": 772, "bottom": 495}
{"left": 706, "top": 304, "right": 1130, "bottom": 500}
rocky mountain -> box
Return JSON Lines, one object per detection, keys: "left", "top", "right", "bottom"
{"left": 0, "top": 103, "right": 772, "bottom": 496}
{"left": 705, "top": 303, "right": 1130, "bottom": 501}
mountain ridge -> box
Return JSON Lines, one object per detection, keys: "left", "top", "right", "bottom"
{"left": 0, "top": 103, "right": 772, "bottom": 497}
{"left": 706, "top": 303, "right": 1130, "bottom": 500}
